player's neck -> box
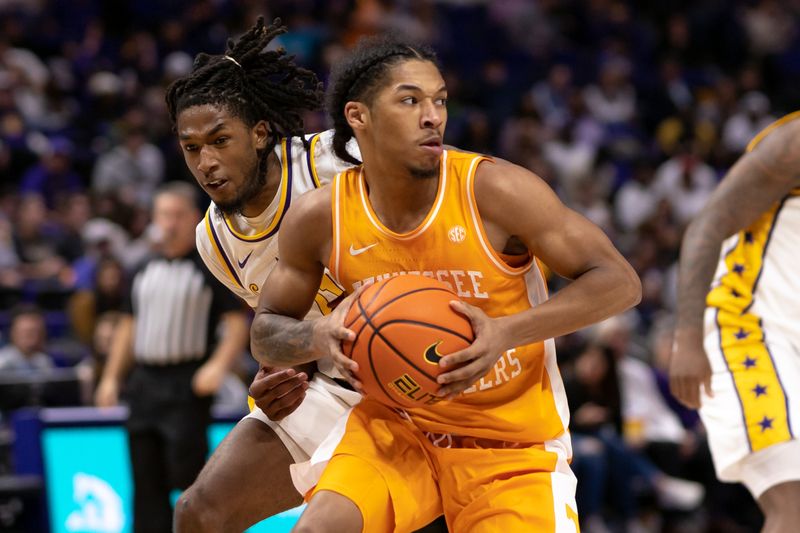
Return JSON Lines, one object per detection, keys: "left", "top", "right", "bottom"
{"left": 362, "top": 161, "right": 439, "bottom": 233}
{"left": 240, "top": 150, "right": 281, "bottom": 218}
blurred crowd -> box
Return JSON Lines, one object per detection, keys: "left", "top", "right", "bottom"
{"left": 0, "top": 0, "right": 798, "bottom": 531}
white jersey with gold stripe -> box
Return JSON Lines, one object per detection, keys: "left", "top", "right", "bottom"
{"left": 195, "top": 130, "right": 357, "bottom": 310}
{"left": 195, "top": 130, "right": 359, "bottom": 378}
{"left": 700, "top": 112, "right": 800, "bottom": 494}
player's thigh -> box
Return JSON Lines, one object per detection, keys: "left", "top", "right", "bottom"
{"left": 441, "top": 445, "right": 579, "bottom": 533}
{"left": 191, "top": 417, "right": 303, "bottom": 519}
{"left": 456, "top": 469, "right": 578, "bottom": 532}
{"left": 309, "top": 402, "right": 443, "bottom": 532}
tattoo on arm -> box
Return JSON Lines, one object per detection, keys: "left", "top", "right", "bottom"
{"left": 251, "top": 314, "right": 317, "bottom": 367}
{"left": 676, "top": 125, "right": 800, "bottom": 330}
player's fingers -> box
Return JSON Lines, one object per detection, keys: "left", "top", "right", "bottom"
{"left": 437, "top": 356, "right": 488, "bottom": 390}
{"left": 438, "top": 344, "right": 480, "bottom": 369}
{"left": 449, "top": 300, "right": 482, "bottom": 326}
{"left": 331, "top": 344, "right": 359, "bottom": 374}
{"left": 702, "top": 373, "right": 714, "bottom": 399}
{"left": 332, "top": 326, "right": 356, "bottom": 342}
{"left": 259, "top": 382, "right": 309, "bottom": 417}
{"left": 249, "top": 368, "right": 301, "bottom": 397}
{"left": 436, "top": 378, "right": 473, "bottom": 399}
{"left": 261, "top": 376, "right": 309, "bottom": 404}
{"left": 269, "top": 392, "right": 307, "bottom": 421}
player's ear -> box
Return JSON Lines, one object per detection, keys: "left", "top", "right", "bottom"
{"left": 344, "top": 102, "right": 368, "bottom": 131}
{"left": 253, "top": 120, "right": 270, "bottom": 149}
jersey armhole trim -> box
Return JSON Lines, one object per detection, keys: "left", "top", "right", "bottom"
{"left": 204, "top": 207, "right": 244, "bottom": 289}
{"left": 464, "top": 157, "right": 534, "bottom": 277}
{"left": 308, "top": 133, "right": 322, "bottom": 188}
{"left": 330, "top": 172, "right": 342, "bottom": 282}
{"left": 747, "top": 110, "right": 800, "bottom": 153}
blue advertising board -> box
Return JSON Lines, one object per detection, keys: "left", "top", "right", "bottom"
{"left": 15, "top": 408, "right": 303, "bottom": 532}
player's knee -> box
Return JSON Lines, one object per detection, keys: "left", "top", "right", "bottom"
{"left": 174, "top": 484, "right": 224, "bottom": 533}
{"left": 758, "top": 481, "right": 800, "bottom": 522}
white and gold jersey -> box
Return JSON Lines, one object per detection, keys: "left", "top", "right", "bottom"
{"left": 196, "top": 130, "right": 358, "bottom": 311}
{"left": 701, "top": 113, "right": 800, "bottom": 492}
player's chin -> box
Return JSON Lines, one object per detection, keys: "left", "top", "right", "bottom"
{"left": 408, "top": 159, "right": 440, "bottom": 180}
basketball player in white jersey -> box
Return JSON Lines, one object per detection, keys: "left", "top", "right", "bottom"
{"left": 670, "top": 113, "right": 800, "bottom": 532}
{"left": 163, "top": 19, "right": 450, "bottom": 533}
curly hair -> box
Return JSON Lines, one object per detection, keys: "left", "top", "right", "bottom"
{"left": 165, "top": 17, "right": 323, "bottom": 151}
{"left": 326, "top": 34, "right": 438, "bottom": 165}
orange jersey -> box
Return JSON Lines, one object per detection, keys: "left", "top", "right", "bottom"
{"left": 329, "top": 149, "right": 570, "bottom": 444}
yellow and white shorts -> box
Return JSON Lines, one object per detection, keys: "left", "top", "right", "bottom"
{"left": 701, "top": 309, "right": 800, "bottom": 498}
{"left": 299, "top": 400, "right": 580, "bottom": 533}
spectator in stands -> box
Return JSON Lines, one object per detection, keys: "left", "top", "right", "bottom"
{"left": 94, "top": 183, "right": 249, "bottom": 533}
{"left": 92, "top": 112, "right": 165, "bottom": 208}
{"left": 19, "top": 136, "right": 82, "bottom": 209}
{"left": 0, "top": 304, "right": 52, "bottom": 372}
{"left": 652, "top": 140, "right": 717, "bottom": 226}
{"left": 12, "top": 193, "right": 69, "bottom": 289}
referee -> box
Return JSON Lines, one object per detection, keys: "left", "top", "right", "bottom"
{"left": 95, "top": 182, "right": 249, "bottom": 533}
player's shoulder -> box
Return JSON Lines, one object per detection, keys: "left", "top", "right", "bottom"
{"left": 746, "top": 111, "right": 800, "bottom": 155}
{"left": 289, "top": 183, "right": 332, "bottom": 220}
{"left": 470, "top": 151, "right": 536, "bottom": 197}
{"left": 296, "top": 130, "right": 360, "bottom": 186}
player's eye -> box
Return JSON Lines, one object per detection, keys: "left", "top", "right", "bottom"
{"left": 214, "top": 136, "right": 229, "bottom": 145}
{"left": 401, "top": 96, "right": 417, "bottom": 105}
{"left": 183, "top": 144, "right": 197, "bottom": 152}
{"left": 435, "top": 98, "right": 448, "bottom": 106}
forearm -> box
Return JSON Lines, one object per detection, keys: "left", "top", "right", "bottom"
{"left": 250, "top": 313, "right": 320, "bottom": 367}
{"left": 499, "top": 262, "right": 640, "bottom": 347}
{"left": 206, "top": 313, "right": 249, "bottom": 369}
{"left": 675, "top": 217, "right": 725, "bottom": 332}
{"left": 102, "top": 316, "right": 134, "bottom": 384}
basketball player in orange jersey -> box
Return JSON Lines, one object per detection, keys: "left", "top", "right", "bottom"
{"left": 670, "top": 113, "right": 800, "bottom": 532}
{"left": 251, "top": 35, "right": 641, "bottom": 532}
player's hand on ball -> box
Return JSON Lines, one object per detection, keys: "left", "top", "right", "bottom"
{"left": 250, "top": 365, "right": 312, "bottom": 421}
{"left": 314, "top": 284, "right": 369, "bottom": 392}
{"left": 669, "top": 326, "right": 713, "bottom": 409}
{"left": 436, "top": 300, "right": 512, "bottom": 399}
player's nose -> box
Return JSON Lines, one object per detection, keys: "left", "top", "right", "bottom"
{"left": 420, "top": 100, "right": 443, "bottom": 129}
{"left": 196, "top": 145, "right": 218, "bottom": 175}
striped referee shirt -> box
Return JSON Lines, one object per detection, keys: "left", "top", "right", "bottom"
{"left": 125, "top": 250, "right": 240, "bottom": 365}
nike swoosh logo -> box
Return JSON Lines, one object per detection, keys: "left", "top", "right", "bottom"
{"left": 424, "top": 341, "right": 444, "bottom": 365}
{"left": 237, "top": 251, "right": 253, "bottom": 269}
{"left": 349, "top": 243, "right": 378, "bottom": 256}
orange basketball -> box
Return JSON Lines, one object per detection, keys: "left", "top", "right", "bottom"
{"left": 341, "top": 275, "right": 474, "bottom": 408}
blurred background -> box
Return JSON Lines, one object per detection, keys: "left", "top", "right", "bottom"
{"left": 0, "top": 0, "right": 798, "bottom": 532}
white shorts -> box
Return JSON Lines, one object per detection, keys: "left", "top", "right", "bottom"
{"left": 701, "top": 309, "right": 800, "bottom": 497}
{"left": 244, "top": 373, "right": 361, "bottom": 464}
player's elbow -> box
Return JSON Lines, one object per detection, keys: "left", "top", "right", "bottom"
{"left": 617, "top": 261, "right": 642, "bottom": 310}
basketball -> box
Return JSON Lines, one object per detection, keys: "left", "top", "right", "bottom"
{"left": 341, "top": 275, "right": 475, "bottom": 408}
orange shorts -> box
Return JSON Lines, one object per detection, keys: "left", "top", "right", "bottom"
{"left": 309, "top": 400, "right": 580, "bottom": 532}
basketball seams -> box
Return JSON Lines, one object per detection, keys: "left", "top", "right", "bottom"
{"left": 342, "top": 276, "right": 471, "bottom": 406}
{"left": 368, "top": 321, "right": 439, "bottom": 389}
{"left": 343, "top": 278, "right": 396, "bottom": 358}
{"left": 377, "top": 319, "right": 474, "bottom": 344}
{"left": 367, "top": 283, "right": 456, "bottom": 322}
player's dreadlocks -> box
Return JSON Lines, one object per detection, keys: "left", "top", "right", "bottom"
{"left": 326, "top": 34, "right": 437, "bottom": 165}
{"left": 165, "top": 16, "right": 322, "bottom": 151}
